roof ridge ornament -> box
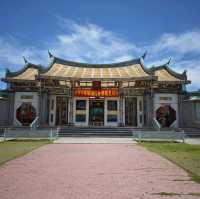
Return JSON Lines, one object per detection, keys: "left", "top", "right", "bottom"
{"left": 182, "top": 69, "right": 187, "bottom": 79}
{"left": 23, "top": 56, "right": 28, "bottom": 64}
{"left": 141, "top": 51, "right": 147, "bottom": 60}
{"left": 166, "top": 58, "right": 171, "bottom": 65}
{"left": 5, "top": 67, "right": 10, "bottom": 74}
{"left": 48, "top": 50, "right": 53, "bottom": 58}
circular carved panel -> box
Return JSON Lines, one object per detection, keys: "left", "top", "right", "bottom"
{"left": 16, "top": 103, "right": 36, "bottom": 126}
{"left": 156, "top": 105, "right": 176, "bottom": 127}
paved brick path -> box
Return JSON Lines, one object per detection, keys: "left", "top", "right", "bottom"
{"left": 0, "top": 144, "right": 200, "bottom": 199}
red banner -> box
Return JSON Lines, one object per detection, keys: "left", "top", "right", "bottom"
{"left": 74, "top": 88, "right": 119, "bottom": 97}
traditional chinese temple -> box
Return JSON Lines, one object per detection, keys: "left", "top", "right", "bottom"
{"left": 2, "top": 52, "right": 190, "bottom": 128}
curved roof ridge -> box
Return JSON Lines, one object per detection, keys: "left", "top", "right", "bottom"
{"left": 149, "top": 60, "right": 187, "bottom": 80}
{"left": 52, "top": 56, "right": 142, "bottom": 68}
{"left": 39, "top": 52, "right": 152, "bottom": 76}
{"left": 46, "top": 50, "right": 150, "bottom": 68}
{"left": 6, "top": 62, "right": 43, "bottom": 78}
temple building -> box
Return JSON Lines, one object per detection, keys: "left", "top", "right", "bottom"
{"left": 2, "top": 52, "right": 190, "bottom": 128}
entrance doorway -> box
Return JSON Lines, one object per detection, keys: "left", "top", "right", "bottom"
{"left": 125, "top": 97, "right": 137, "bottom": 126}
{"left": 56, "top": 96, "right": 68, "bottom": 125}
{"left": 89, "top": 100, "right": 104, "bottom": 126}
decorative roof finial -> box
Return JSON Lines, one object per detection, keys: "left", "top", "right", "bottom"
{"left": 166, "top": 58, "right": 171, "bottom": 65}
{"left": 183, "top": 69, "right": 187, "bottom": 78}
{"left": 141, "top": 51, "right": 147, "bottom": 60}
{"left": 5, "top": 67, "right": 10, "bottom": 74}
{"left": 48, "top": 50, "right": 53, "bottom": 58}
{"left": 23, "top": 56, "right": 28, "bottom": 64}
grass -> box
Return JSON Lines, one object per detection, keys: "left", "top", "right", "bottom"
{"left": 0, "top": 140, "right": 51, "bottom": 166}
{"left": 140, "top": 142, "right": 200, "bottom": 183}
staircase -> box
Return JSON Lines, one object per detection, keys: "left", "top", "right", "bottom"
{"left": 58, "top": 126, "right": 155, "bottom": 137}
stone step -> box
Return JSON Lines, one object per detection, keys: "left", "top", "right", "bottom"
{"left": 59, "top": 132, "right": 133, "bottom": 136}
{"left": 58, "top": 127, "right": 155, "bottom": 137}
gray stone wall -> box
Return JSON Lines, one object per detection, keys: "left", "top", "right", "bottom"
{"left": 181, "top": 101, "right": 200, "bottom": 128}
{"left": 0, "top": 98, "right": 9, "bottom": 126}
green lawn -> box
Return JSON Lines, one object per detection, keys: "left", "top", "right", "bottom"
{"left": 140, "top": 142, "right": 200, "bottom": 183}
{"left": 0, "top": 140, "right": 51, "bottom": 166}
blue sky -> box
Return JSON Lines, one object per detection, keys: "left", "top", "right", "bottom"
{"left": 0, "top": 0, "right": 200, "bottom": 90}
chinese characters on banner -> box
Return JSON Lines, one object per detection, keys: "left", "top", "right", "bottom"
{"left": 74, "top": 88, "right": 119, "bottom": 97}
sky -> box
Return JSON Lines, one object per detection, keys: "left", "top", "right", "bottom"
{"left": 0, "top": 0, "right": 200, "bottom": 90}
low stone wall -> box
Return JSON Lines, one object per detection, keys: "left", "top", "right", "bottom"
{"left": 132, "top": 131, "right": 185, "bottom": 142}
{"left": 3, "top": 128, "right": 58, "bottom": 139}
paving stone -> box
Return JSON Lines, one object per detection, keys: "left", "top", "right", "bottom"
{"left": 0, "top": 144, "right": 200, "bottom": 199}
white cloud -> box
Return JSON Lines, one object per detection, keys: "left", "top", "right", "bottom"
{"left": 0, "top": 19, "right": 200, "bottom": 90}
{"left": 151, "top": 31, "right": 200, "bottom": 54}
{"left": 0, "top": 37, "right": 48, "bottom": 69}
{"left": 50, "top": 21, "right": 138, "bottom": 63}
{"left": 146, "top": 30, "right": 200, "bottom": 90}
{"left": 172, "top": 59, "right": 200, "bottom": 91}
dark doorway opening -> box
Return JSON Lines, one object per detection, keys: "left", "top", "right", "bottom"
{"left": 125, "top": 97, "right": 137, "bottom": 126}
{"left": 56, "top": 96, "right": 68, "bottom": 125}
{"left": 89, "top": 100, "right": 104, "bottom": 126}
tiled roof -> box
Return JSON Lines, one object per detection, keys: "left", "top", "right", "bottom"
{"left": 39, "top": 62, "right": 151, "bottom": 80}
{"left": 3, "top": 54, "right": 189, "bottom": 84}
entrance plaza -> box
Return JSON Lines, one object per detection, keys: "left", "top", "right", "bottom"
{"left": 0, "top": 143, "right": 200, "bottom": 199}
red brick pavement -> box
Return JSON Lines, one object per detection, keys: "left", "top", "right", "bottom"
{"left": 0, "top": 144, "right": 200, "bottom": 199}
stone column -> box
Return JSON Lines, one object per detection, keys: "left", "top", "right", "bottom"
{"left": 145, "top": 92, "right": 154, "bottom": 127}
{"left": 178, "top": 93, "right": 184, "bottom": 128}
{"left": 68, "top": 81, "right": 75, "bottom": 125}
{"left": 143, "top": 94, "right": 147, "bottom": 127}
{"left": 118, "top": 95, "right": 124, "bottom": 126}
{"left": 8, "top": 92, "right": 15, "bottom": 126}
{"left": 38, "top": 92, "right": 48, "bottom": 126}
{"left": 68, "top": 97, "right": 74, "bottom": 125}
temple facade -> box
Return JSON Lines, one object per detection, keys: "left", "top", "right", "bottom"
{"left": 2, "top": 52, "right": 190, "bottom": 128}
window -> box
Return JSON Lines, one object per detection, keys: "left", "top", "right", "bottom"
{"left": 196, "top": 103, "right": 200, "bottom": 120}
{"left": 107, "top": 115, "right": 117, "bottom": 122}
{"left": 50, "top": 114, "right": 54, "bottom": 123}
{"left": 139, "top": 100, "right": 142, "bottom": 111}
{"left": 129, "top": 81, "right": 135, "bottom": 87}
{"left": 51, "top": 99, "right": 54, "bottom": 110}
{"left": 160, "top": 97, "right": 172, "bottom": 101}
{"left": 16, "top": 103, "right": 36, "bottom": 126}
{"left": 140, "top": 115, "right": 143, "bottom": 124}
{"left": 76, "top": 100, "right": 86, "bottom": 110}
{"left": 21, "top": 95, "right": 33, "bottom": 99}
{"left": 156, "top": 105, "right": 176, "bottom": 127}
{"left": 79, "top": 81, "right": 92, "bottom": 87}
{"left": 76, "top": 114, "right": 86, "bottom": 122}
{"left": 107, "top": 100, "right": 117, "bottom": 111}
{"left": 101, "top": 81, "right": 116, "bottom": 87}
